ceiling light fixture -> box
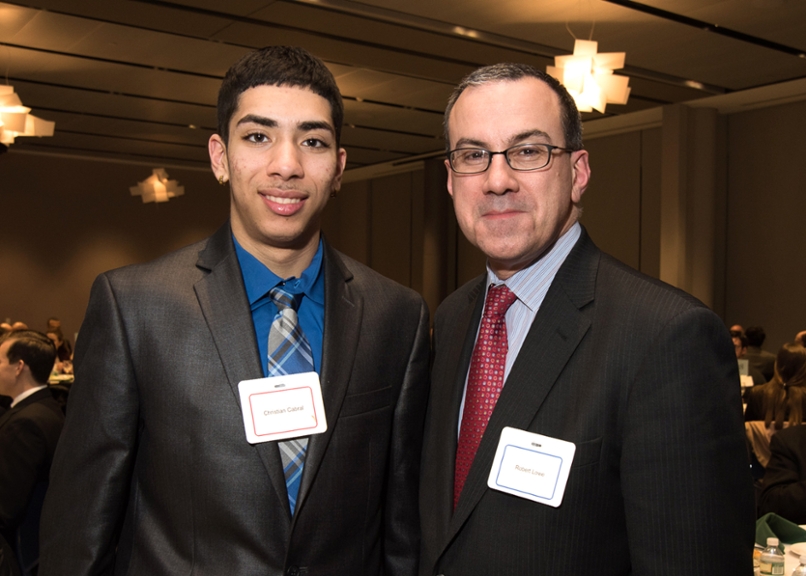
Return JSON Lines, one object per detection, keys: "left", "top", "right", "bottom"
{"left": 0, "top": 85, "right": 56, "bottom": 145}
{"left": 547, "top": 39, "right": 631, "bottom": 114}
{"left": 130, "top": 169, "right": 185, "bottom": 203}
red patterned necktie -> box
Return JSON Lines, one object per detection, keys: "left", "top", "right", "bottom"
{"left": 454, "top": 284, "right": 518, "bottom": 509}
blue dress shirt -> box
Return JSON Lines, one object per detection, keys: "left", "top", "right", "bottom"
{"left": 233, "top": 236, "right": 325, "bottom": 377}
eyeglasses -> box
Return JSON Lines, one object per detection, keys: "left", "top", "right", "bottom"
{"left": 447, "top": 143, "right": 574, "bottom": 174}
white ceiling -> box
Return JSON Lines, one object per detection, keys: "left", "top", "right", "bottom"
{"left": 1, "top": 0, "right": 805, "bottom": 173}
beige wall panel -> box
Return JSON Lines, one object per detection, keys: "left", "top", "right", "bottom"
{"left": 456, "top": 233, "right": 486, "bottom": 288}
{"left": 369, "top": 172, "right": 413, "bottom": 286}
{"left": 0, "top": 152, "right": 227, "bottom": 340}
{"left": 640, "top": 128, "right": 662, "bottom": 278}
{"left": 581, "top": 131, "right": 642, "bottom": 270}
{"left": 323, "top": 179, "right": 370, "bottom": 265}
{"left": 409, "top": 170, "right": 426, "bottom": 295}
{"left": 725, "top": 100, "right": 806, "bottom": 352}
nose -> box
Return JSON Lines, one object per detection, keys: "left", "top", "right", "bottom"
{"left": 482, "top": 153, "right": 518, "bottom": 195}
{"left": 267, "top": 139, "right": 304, "bottom": 180}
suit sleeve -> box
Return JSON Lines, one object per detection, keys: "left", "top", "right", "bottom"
{"left": 620, "top": 306, "right": 755, "bottom": 574}
{"left": 40, "top": 273, "right": 140, "bottom": 576}
{"left": 383, "top": 299, "right": 431, "bottom": 576}
{"left": 759, "top": 432, "right": 806, "bottom": 523}
{"left": 0, "top": 414, "right": 52, "bottom": 532}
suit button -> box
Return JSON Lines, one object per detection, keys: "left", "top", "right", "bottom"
{"left": 286, "top": 567, "right": 299, "bottom": 576}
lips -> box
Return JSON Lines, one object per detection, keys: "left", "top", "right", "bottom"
{"left": 264, "top": 194, "right": 302, "bottom": 205}
{"left": 482, "top": 208, "right": 522, "bottom": 219}
{"left": 260, "top": 191, "right": 307, "bottom": 216}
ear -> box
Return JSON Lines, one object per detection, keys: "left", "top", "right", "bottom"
{"left": 570, "top": 149, "right": 591, "bottom": 204}
{"left": 331, "top": 147, "right": 347, "bottom": 193}
{"left": 209, "top": 134, "right": 229, "bottom": 183}
{"left": 445, "top": 159, "right": 455, "bottom": 199}
{"left": 13, "top": 358, "right": 24, "bottom": 379}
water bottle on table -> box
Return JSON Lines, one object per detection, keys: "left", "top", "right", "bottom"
{"left": 760, "top": 537, "right": 785, "bottom": 575}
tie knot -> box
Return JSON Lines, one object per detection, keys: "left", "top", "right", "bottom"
{"left": 484, "top": 284, "right": 517, "bottom": 318}
{"left": 269, "top": 286, "right": 302, "bottom": 312}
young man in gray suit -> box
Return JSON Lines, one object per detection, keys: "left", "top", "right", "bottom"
{"left": 419, "top": 63, "right": 755, "bottom": 575}
{"left": 40, "top": 46, "right": 429, "bottom": 576}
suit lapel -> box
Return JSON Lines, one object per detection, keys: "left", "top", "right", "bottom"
{"left": 425, "top": 277, "right": 485, "bottom": 547}
{"left": 443, "top": 229, "right": 600, "bottom": 549}
{"left": 193, "top": 223, "right": 291, "bottom": 520}
{"left": 294, "top": 241, "right": 361, "bottom": 516}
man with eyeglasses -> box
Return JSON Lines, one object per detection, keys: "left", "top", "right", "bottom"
{"left": 419, "top": 63, "right": 754, "bottom": 575}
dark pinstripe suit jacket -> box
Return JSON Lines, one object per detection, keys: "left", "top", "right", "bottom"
{"left": 419, "top": 228, "right": 755, "bottom": 575}
{"left": 40, "top": 223, "right": 430, "bottom": 576}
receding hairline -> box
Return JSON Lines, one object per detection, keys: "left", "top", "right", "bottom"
{"left": 444, "top": 77, "right": 569, "bottom": 146}
{"left": 443, "top": 62, "right": 583, "bottom": 152}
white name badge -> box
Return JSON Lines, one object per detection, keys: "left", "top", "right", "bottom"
{"left": 238, "top": 372, "right": 327, "bottom": 444}
{"left": 487, "top": 426, "right": 576, "bottom": 508}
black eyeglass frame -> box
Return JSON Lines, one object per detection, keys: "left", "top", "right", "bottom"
{"left": 446, "top": 143, "right": 576, "bottom": 174}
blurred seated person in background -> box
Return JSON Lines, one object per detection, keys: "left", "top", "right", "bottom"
{"left": 796, "top": 330, "right": 806, "bottom": 347}
{"left": 730, "top": 324, "right": 744, "bottom": 335}
{"left": 759, "top": 423, "right": 806, "bottom": 523}
{"left": 44, "top": 329, "right": 72, "bottom": 375}
{"left": 745, "top": 326, "right": 776, "bottom": 382}
{"left": 0, "top": 330, "right": 64, "bottom": 566}
{"left": 744, "top": 343, "right": 806, "bottom": 468}
{"left": 734, "top": 333, "right": 766, "bottom": 386}
{"left": 745, "top": 343, "right": 806, "bottom": 425}
{"left": 45, "top": 319, "right": 71, "bottom": 359}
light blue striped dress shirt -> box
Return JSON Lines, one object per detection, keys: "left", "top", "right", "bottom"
{"left": 457, "top": 222, "right": 582, "bottom": 431}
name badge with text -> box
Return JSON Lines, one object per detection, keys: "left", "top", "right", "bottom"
{"left": 487, "top": 426, "right": 576, "bottom": 508}
{"left": 238, "top": 372, "right": 327, "bottom": 444}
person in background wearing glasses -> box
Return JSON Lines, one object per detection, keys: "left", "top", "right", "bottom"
{"left": 418, "top": 63, "right": 754, "bottom": 576}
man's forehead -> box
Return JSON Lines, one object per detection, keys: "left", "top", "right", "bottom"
{"left": 450, "top": 78, "right": 564, "bottom": 145}
{"left": 455, "top": 77, "right": 560, "bottom": 110}
{"left": 0, "top": 339, "right": 13, "bottom": 357}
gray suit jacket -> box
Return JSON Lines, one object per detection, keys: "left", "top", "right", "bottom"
{"left": 40, "top": 223, "right": 430, "bottom": 576}
{"left": 419, "top": 228, "right": 755, "bottom": 575}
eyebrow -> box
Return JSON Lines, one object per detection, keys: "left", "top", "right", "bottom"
{"left": 235, "top": 115, "right": 335, "bottom": 136}
{"left": 236, "top": 115, "right": 277, "bottom": 129}
{"left": 454, "top": 129, "right": 553, "bottom": 149}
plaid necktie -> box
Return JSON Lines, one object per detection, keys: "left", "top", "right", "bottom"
{"left": 268, "top": 286, "right": 314, "bottom": 515}
{"left": 454, "top": 284, "right": 517, "bottom": 509}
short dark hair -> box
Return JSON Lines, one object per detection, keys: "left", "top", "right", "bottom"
{"left": 733, "top": 333, "right": 748, "bottom": 348}
{"left": 1, "top": 330, "right": 57, "bottom": 385}
{"left": 216, "top": 46, "right": 344, "bottom": 145}
{"left": 745, "top": 326, "right": 766, "bottom": 347}
{"left": 444, "top": 62, "right": 583, "bottom": 152}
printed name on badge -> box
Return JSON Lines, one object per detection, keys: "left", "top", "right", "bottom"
{"left": 238, "top": 372, "right": 327, "bottom": 444}
{"left": 487, "top": 426, "right": 576, "bottom": 508}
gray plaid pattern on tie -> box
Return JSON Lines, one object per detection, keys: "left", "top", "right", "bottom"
{"left": 268, "top": 286, "right": 313, "bottom": 515}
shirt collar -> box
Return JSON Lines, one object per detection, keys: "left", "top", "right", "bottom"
{"left": 486, "top": 222, "right": 581, "bottom": 312}
{"left": 11, "top": 385, "right": 48, "bottom": 408}
{"left": 233, "top": 236, "right": 325, "bottom": 307}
